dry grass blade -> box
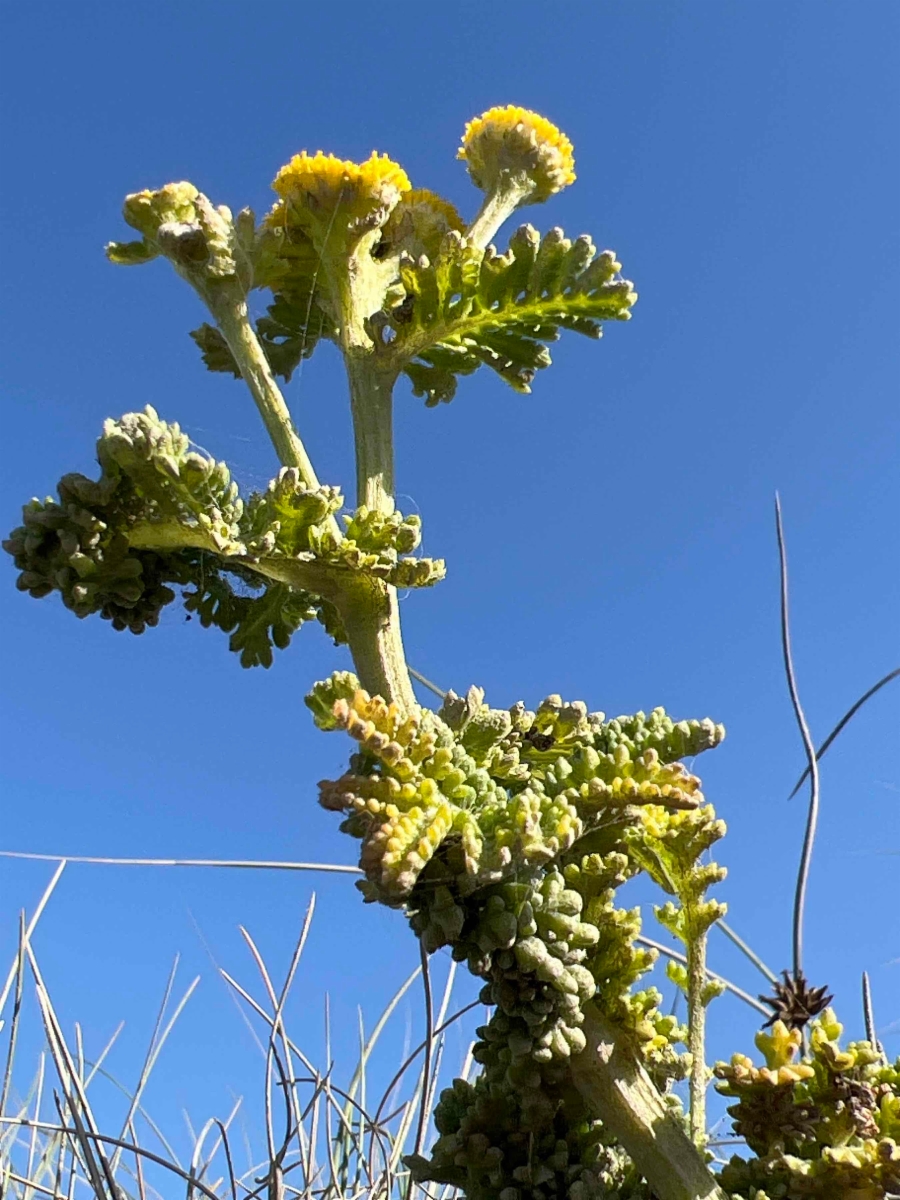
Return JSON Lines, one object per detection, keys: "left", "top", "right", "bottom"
{"left": 27, "top": 947, "right": 107, "bottom": 1154}
{"left": 77, "top": 1061, "right": 182, "bottom": 1166}
{"left": 713, "top": 919, "right": 778, "bottom": 985}
{"left": 83, "top": 1024, "right": 125, "bottom": 1092}
{"left": 214, "top": 1118, "right": 237, "bottom": 1200}
{"left": 371, "top": 1000, "right": 481, "bottom": 1134}
{"left": 236, "top": 924, "right": 303, "bottom": 1166}
{"left": 862, "top": 971, "right": 885, "bottom": 1056}
{"left": 1, "top": 1118, "right": 225, "bottom": 1200}
{"left": 217, "top": 973, "right": 316, "bottom": 1077}
{"left": 787, "top": 667, "right": 900, "bottom": 800}
{"left": 269, "top": 899, "right": 317, "bottom": 1171}
{"left": 407, "top": 668, "right": 448, "bottom": 700}
{"left": 636, "top": 935, "right": 771, "bottom": 1017}
{"left": 51, "top": 1088, "right": 112, "bottom": 1200}
{"left": 110, "top": 957, "right": 200, "bottom": 1173}
{"left": 3, "top": 1166, "right": 72, "bottom": 1200}
{"left": 127, "top": 1119, "right": 147, "bottom": 1200}
{"left": 413, "top": 942, "right": 434, "bottom": 1160}
{"left": 28, "top": 1052, "right": 47, "bottom": 1181}
{"left": 1, "top": 880, "right": 468, "bottom": 1200}
{"left": 194, "top": 1097, "right": 242, "bottom": 1185}
{"left": 774, "top": 494, "right": 821, "bottom": 982}
{"left": 0, "top": 864, "right": 66, "bottom": 1022}
{"left": 0, "top": 914, "right": 27, "bottom": 1118}
{"left": 0, "top": 853, "right": 361, "bottom": 876}
{"left": 345, "top": 967, "right": 421, "bottom": 1110}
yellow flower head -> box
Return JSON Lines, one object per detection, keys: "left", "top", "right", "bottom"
{"left": 459, "top": 106, "right": 576, "bottom": 203}
{"left": 382, "top": 188, "right": 465, "bottom": 260}
{"left": 270, "top": 150, "right": 411, "bottom": 248}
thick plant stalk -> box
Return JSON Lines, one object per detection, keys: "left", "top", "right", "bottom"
{"left": 241, "top": 558, "right": 416, "bottom": 711}
{"left": 340, "top": 580, "right": 416, "bottom": 711}
{"left": 338, "top": 281, "right": 415, "bottom": 706}
{"left": 572, "top": 1005, "right": 728, "bottom": 1200}
{"left": 345, "top": 353, "right": 398, "bottom": 516}
{"left": 687, "top": 927, "right": 709, "bottom": 1146}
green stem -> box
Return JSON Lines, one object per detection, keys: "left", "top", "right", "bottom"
{"left": 466, "top": 176, "right": 534, "bottom": 250}
{"left": 687, "top": 927, "right": 709, "bottom": 1148}
{"left": 340, "top": 580, "right": 416, "bottom": 711}
{"left": 207, "top": 292, "right": 322, "bottom": 491}
{"left": 333, "top": 257, "right": 415, "bottom": 708}
{"left": 345, "top": 352, "right": 398, "bottom": 514}
{"left": 572, "top": 1005, "right": 728, "bottom": 1200}
{"left": 242, "top": 558, "right": 416, "bottom": 712}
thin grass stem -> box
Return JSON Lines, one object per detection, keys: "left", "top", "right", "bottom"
{"left": 787, "top": 668, "right": 900, "bottom": 799}
{"left": 635, "top": 936, "right": 771, "bottom": 1017}
{"left": 0, "top": 864, "right": 66, "bottom": 1019}
{"left": 412, "top": 941, "right": 434, "bottom": 1161}
{"left": 1, "top": 1118, "right": 223, "bottom": 1200}
{"left": 774, "top": 494, "right": 821, "bottom": 982}
{"left": 407, "top": 669, "right": 447, "bottom": 700}
{"left": 714, "top": 920, "right": 778, "bottom": 985}
{"left": 0, "top": 853, "right": 360, "bottom": 876}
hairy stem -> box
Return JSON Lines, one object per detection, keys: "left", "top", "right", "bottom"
{"left": 572, "top": 1005, "right": 728, "bottom": 1200}
{"left": 245, "top": 555, "right": 416, "bottom": 711}
{"left": 208, "top": 293, "right": 323, "bottom": 492}
{"left": 687, "top": 927, "right": 709, "bottom": 1147}
{"left": 334, "top": 256, "right": 415, "bottom": 707}
{"left": 466, "top": 177, "right": 534, "bottom": 250}
{"left": 345, "top": 353, "right": 398, "bottom": 514}
{"left": 341, "top": 582, "right": 416, "bottom": 711}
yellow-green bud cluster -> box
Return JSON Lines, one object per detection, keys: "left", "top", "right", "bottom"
{"left": 715, "top": 1011, "right": 900, "bottom": 1198}
{"left": 5, "top": 411, "right": 444, "bottom": 665}
{"left": 107, "top": 182, "right": 254, "bottom": 296}
{"left": 241, "top": 469, "right": 445, "bottom": 588}
{"left": 3, "top": 407, "right": 241, "bottom": 633}
{"left": 309, "top": 680, "right": 722, "bottom": 906}
{"left": 309, "top": 674, "right": 724, "bottom": 1200}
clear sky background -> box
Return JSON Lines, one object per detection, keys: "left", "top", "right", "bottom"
{"left": 1, "top": 0, "right": 898, "bottom": 1166}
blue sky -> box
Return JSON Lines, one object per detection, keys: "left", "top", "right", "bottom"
{"left": 1, "top": 0, "right": 898, "bottom": 1163}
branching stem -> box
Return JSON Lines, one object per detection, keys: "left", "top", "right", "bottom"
{"left": 207, "top": 292, "right": 324, "bottom": 495}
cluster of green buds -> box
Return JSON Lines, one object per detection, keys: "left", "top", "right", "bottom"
{"left": 9, "top": 101, "right": 825, "bottom": 1200}
{"left": 714, "top": 1013, "right": 900, "bottom": 1198}
{"left": 4, "top": 407, "right": 443, "bottom": 666}
{"left": 308, "top": 673, "right": 726, "bottom": 1200}
{"left": 7, "top": 105, "right": 636, "bottom": 695}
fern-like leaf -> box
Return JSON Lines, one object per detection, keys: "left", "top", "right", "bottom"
{"left": 383, "top": 225, "right": 637, "bottom": 406}
{"left": 183, "top": 565, "right": 318, "bottom": 669}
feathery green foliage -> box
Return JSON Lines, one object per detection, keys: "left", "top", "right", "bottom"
{"left": 6, "top": 101, "right": 882, "bottom": 1200}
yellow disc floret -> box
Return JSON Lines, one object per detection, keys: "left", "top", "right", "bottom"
{"left": 459, "top": 105, "right": 576, "bottom": 203}
{"left": 382, "top": 188, "right": 465, "bottom": 260}
{"left": 270, "top": 150, "right": 411, "bottom": 248}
